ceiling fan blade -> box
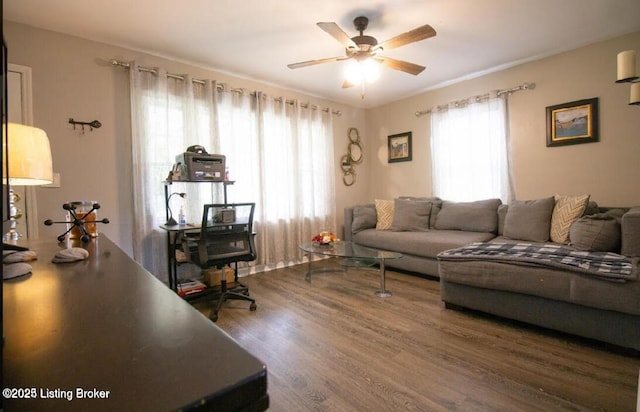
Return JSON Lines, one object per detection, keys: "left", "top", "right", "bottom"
{"left": 375, "top": 57, "right": 425, "bottom": 75}
{"left": 376, "top": 24, "right": 436, "bottom": 51}
{"left": 317, "top": 22, "right": 359, "bottom": 50}
{"left": 288, "top": 56, "right": 349, "bottom": 69}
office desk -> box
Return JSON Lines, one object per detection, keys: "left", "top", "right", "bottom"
{"left": 2, "top": 236, "right": 268, "bottom": 411}
{"left": 161, "top": 219, "right": 254, "bottom": 294}
{"left": 161, "top": 223, "right": 200, "bottom": 291}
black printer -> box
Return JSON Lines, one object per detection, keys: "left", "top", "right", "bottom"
{"left": 173, "top": 145, "right": 225, "bottom": 182}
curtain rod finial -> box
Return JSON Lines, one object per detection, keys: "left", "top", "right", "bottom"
{"left": 111, "top": 60, "right": 130, "bottom": 68}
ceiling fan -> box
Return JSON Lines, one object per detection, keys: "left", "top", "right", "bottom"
{"left": 287, "top": 16, "right": 437, "bottom": 83}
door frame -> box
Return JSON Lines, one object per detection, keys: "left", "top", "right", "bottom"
{"left": 8, "top": 63, "right": 39, "bottom": 239}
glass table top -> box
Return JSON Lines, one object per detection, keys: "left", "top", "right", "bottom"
{"left": 299, "top": 241, "right": 403, "bottom": 260}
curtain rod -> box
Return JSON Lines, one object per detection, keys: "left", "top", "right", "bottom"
{"left": 414, "top": 82, "right": 535, "bottom": 117}
{"left": 111, "top": 60, "right": 342, "bottom": 116}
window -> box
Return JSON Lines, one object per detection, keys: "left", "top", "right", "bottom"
{"left": 430, "top": 96, "right": 510, "bottom": 202}
{"left": 130, "top": 68, "right": 336, "bottom": 279}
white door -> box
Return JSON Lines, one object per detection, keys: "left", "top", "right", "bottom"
{"left": 7, "top": 63, "right": 38, "bottom": 239}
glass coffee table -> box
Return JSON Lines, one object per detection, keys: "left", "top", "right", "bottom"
{"left": 299, "top": 241, "right": 403, "bottom": 297}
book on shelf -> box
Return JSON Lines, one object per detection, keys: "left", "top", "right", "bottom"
{"left": 177, "top": 279, "right": 207, "bottom": 297}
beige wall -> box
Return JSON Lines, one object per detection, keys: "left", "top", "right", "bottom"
{"left": 4, "top": 22, "right": 370, "bottom": 254}
{"left": 366, "top": 30, "right": 640, "bottom": 207}
{"left": 5, "top": 21, "right": 639, "bottom": 258}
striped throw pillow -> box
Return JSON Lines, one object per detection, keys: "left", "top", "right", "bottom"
{"left": 550, "top": 194, "right": 590, "bottom": 244}
{"left": 374, "top": 199, "right": 394, "bottom": 230}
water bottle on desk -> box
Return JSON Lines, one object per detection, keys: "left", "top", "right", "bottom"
{"left": 178, "top": 205, "right": 186, "bottom": 226}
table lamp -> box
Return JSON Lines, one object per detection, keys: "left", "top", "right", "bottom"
{"left": 3, "top": 123, "right": 53, "bottom": 241}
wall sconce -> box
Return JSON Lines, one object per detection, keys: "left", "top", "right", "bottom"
{"left": 616, "top": 50, "right": 640, "bottom": 106}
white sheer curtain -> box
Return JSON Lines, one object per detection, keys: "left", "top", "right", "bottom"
{"left": 430, "top": 94, "right": 511, "bottom": 203}
{"left": 129, "top": 63, "right": 336, "bottom": 281}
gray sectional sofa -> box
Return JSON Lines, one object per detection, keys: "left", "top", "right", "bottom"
{"left": 344, "top": 197, "right": 640, "bottom": 350}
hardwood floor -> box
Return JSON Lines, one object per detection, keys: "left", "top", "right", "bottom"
{"left": 193, "top": 259, "right": 640, "bottom": 411}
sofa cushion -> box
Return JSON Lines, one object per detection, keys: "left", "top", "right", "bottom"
{"left": 570, "top": 211, "right": 622, "bottom": 252}
{"left": 353, "top": 229, "right": 496, "bottom": 259}
{"left": 503, "top": 197, "right": 555, "bottom": 242}
{"left": 550, "top": 194, "right": 590, "bottom": 244}
{"left": 391, "top": 198, "right": 431, "bottom": 232}
{"left": 352, "top": 204, "right": 377, "bottom": 234}
{"left": 434, "top": 198, "right": 501, "bottom": 233}
{"left": 497, "top": 204, "right": 508, "bottom": 236}
{"left": 622, "top": 207, "right": 640, "bottom": 257}
{"left": 438, "top": 259, "right": 640, "bottom": 316}
{"left": 374, "top": 199, "right": 394, "bottom": 230}
{"left": 398, "top": 196, "right": 442, "bottom": 228}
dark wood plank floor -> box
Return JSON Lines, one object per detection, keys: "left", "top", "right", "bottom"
{"left": 193, "top": 259, "right": 640, "bottom": 411}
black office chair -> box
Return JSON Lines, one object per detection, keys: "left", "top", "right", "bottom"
{"left": 181, "top": 203, "right": 257, "bottom": 322}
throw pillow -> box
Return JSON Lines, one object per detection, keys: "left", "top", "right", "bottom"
{"left": 497, "top": 204, "right": 508, "bottom": 236}
{"left": 569, "top": 212, "right": 621, "bottom": 252}
{"left": 503, "top": 197, "right": 555, "bottom": 242}
{"left": 391, "top": 198, "right": 431, "bottom": 231}
{"left": 434, "top": 198, "right": 502, "bottom": 233}
{"left": 351, "top": 204, "right": 377, "bottom": 234}
{"left": 399, "top": 196, "right": 442, "bottom": 228}
{"left": 550, "top": 194, "right": 590, "bottom": 244}
{"left": 583, "top": 200, "right": 599, "bottom": 216}
{"left": 374, "top": 199, "right": 394, "bottom": 230}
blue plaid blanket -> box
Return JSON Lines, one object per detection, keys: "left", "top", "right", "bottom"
{"left": 438, "top": 242, "right": 637, "bottom": 283}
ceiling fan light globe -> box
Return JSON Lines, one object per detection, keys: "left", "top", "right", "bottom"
{"left": 362, "top": 59, "right": 380, "bottom": 83}
{"left": 344, "top": 60, "right": 364, "bottom": 86}
{"left": 344, "top": 59, "right": 380, "bottom": 86}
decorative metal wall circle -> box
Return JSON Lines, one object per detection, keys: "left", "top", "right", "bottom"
{"left": 342, "top": 169, "right": 356, "bottom": 186}
{"left": 348, "top": 142, "right": 363, "bottom": 164}
{"left": 341, "top": 127, "right": 363, "bottom": 186}
{"left": 348, "top": 127, "right": 360, "bottom": 143}
{"left": 340, "top": 154, "right": 353, "bottom": 172}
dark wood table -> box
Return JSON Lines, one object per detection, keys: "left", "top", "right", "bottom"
{"left": 2, "top": 236, "right": 268, "bottom": 411}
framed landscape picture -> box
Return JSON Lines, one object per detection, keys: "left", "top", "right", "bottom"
{"left": 546, "top": 98, "right": 599, "bottom": 147}
{"left": 388, "top": 132, "right": 412, "bottom": 163}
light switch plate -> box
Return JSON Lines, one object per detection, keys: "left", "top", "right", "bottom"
{"left": 44, "top": 172, "right": 61, "bottom": 188}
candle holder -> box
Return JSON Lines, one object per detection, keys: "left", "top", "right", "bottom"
{"left": 44, "top": 202, "right": 110, "bottom": 243}
{"left": 615, "top": 50, "right": 640, "bottom": 106}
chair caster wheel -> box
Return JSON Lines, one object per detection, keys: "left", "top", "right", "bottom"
{"left": 249, "top": 303, "right": 257, "bottom": 311}
{"left": 210, "top": 313, "right": 218, "bottom": 322}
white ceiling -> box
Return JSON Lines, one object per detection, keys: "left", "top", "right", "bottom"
{"left": 4, "top": 0, "right": 640, "bottom": 108}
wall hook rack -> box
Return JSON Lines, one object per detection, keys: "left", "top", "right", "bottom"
{"left": 69, "top": 118, "right": 102, "bottom": 134}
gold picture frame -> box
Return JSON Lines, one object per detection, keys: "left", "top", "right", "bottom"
{"left": 546, "top": 98, "right": 599, "bottom": 147}
{"left": 388, "top": 132, "right": 412, "bottom": 163}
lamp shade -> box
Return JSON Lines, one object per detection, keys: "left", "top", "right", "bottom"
{"left": 3, "top": 123, "right": 53, "bottom": 186}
